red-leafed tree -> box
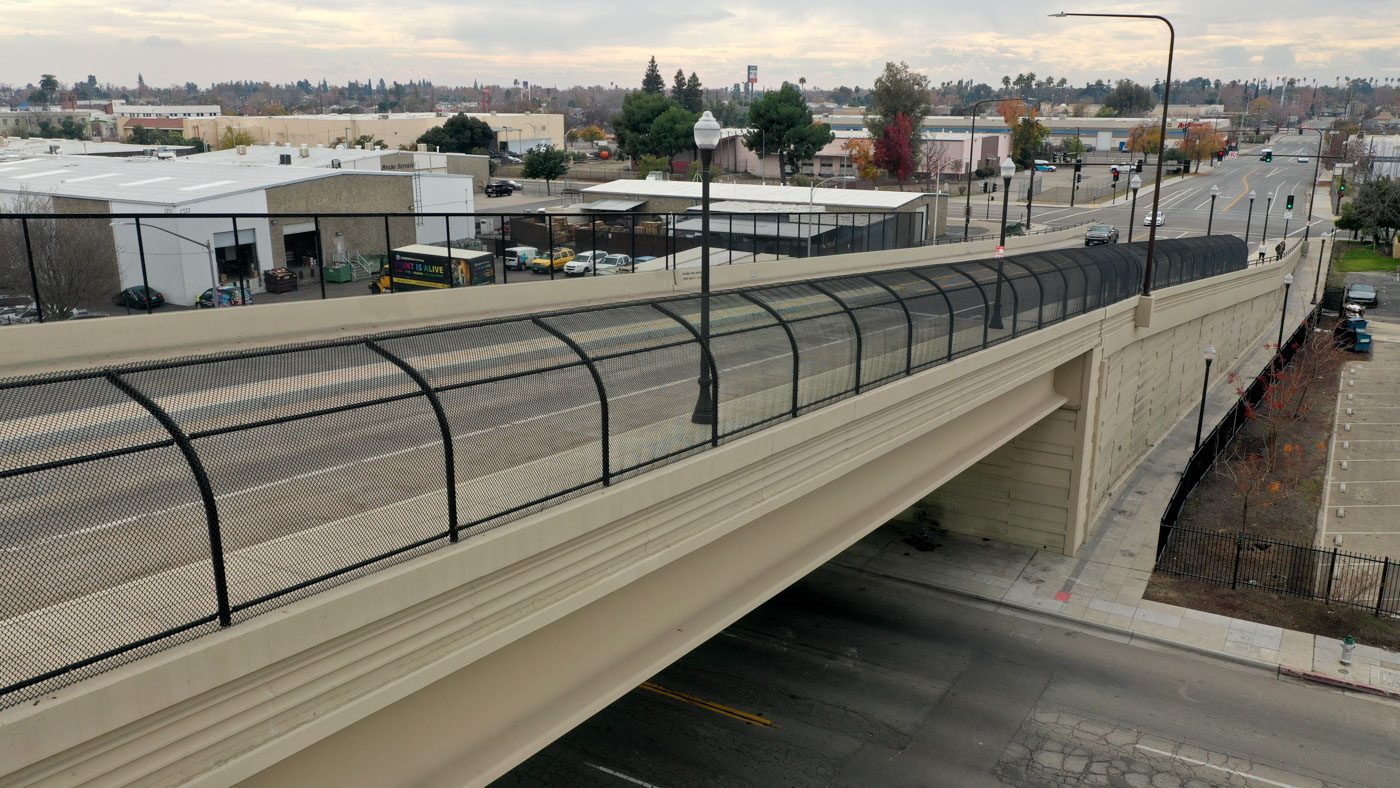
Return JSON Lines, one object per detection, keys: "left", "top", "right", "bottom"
{"left": 875, "top": 112, "right": 915, "bottom": 190}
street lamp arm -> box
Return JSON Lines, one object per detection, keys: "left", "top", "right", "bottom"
{"left": 121, "top": 222, "right": 212, "bottom": 251}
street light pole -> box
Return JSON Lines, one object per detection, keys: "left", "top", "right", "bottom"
{"left": 691, "top": 111, "right": 721, "bottom": 425}
{"left": 1245, "top": 190, "right": 1257, "bottom": 243}
{"left": 1206, "top": 185, "right": 1220, "bottom": 235}
{"left": 1127, "top": 173, "right": 1142, "bottom": 243}
{"left": 1194, "top": 345, "right": 1217, "bottom": 451}
{"left": 1262, "top": 194, "right": 1273, "bottom": 245}
{"left": 1300, "top": 127, "right": 1327, "bottom": 244}
{"left": 962, "top": 97, "right": 1025, "bottom": 240}
{"left": 1312, "top": 232, "right": 1329, "bottom": 304}
{"left": 1278, "top": 273, "right": 1294, "bottom": 352}
{"left": 1051, "top": 11, "right": 1174, "bottom": 296}
{"left": 991, "top": 157, "right": 1015, "bottom": 330}
{"left": 1025, "top": 164, "right": 1036, "bottom": 229}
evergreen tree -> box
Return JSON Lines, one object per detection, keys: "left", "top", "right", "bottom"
{"left": 682, "top": 72, "right": 704, "bottom": 113}
{"left": 642, "top": 57, "right": 665, "bottom": 94}
{"left": 671, "top": 69, "right": 687, "bottom": 103}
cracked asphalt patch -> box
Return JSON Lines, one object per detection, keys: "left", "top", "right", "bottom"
{"left": 996, "top": 706, "right": 1342, "bottom": 788}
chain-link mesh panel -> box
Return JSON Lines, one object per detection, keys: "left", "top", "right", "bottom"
{"left": 0, "top": 375, "right": 219, "bottom": 704}
{"left": 0, "top": 236, "right": 1253, "bottom": 709}
{"left": 870, "top": 270, "right": 951, "bottom": 373}
{"left": 663, "top": 293, "right": 793, "bottom": 440}
{"left": 819, "top": 278, "right": 908, "bottom": 387}
{"left": 921, "top": 266, "right": 987, "bottom": 357}
{"left": 540, "top": 305, "right": 710, "bottom": 480}
{"left": 378, "top": 319, "right": 602, "bottom": 536}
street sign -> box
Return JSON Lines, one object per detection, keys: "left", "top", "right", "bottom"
{"left": 1284, "top": 210, "right": 1293, "bottom": 220}
{"left": 995, "top": 245, "right": 1005, "bottom": 258}
{"left": 1228, "top": 151, "right": 1238, "bottom": 159}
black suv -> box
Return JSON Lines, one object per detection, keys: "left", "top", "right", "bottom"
{"left": 1084, "top": 224, "right": 1119, "bottom": 245}
{"left": 484, "top": 182, "right": 514, "bottom": 197}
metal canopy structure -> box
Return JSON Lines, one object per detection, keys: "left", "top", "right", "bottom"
{"left": 0, "top": 236, "right": 1247, "bottom": 708}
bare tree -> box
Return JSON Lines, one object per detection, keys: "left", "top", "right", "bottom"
{"left": 0, "top": 191, "right": 121, "bottom": 320}
{"left": 919, "top": 137, "right": 960, "bottom": 193}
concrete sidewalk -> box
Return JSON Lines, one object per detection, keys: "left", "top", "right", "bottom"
{"left": 837, "top": 244, "right": 1400, "bottom": 701}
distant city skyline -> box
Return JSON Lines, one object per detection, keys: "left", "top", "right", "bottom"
{"left": 2, "top": 0, "right": 1397, "bottom": 94}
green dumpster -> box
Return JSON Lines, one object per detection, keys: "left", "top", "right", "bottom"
{"left": 323, "top": 263, "right": 354, "bottom": 283}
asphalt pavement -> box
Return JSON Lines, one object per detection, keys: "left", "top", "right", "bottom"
{"left": 493, "top": 564, "right": 1400, "bottom": 787}
{"left": 1033, "top": 133, "right": 1336, "bottom": 247}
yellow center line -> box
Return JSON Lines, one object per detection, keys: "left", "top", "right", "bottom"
{"left": 639, "top": 681, "right": 774, "bottom": 727}
{"left": 1221, "top": 167, "right": 1260, "bottom": 212}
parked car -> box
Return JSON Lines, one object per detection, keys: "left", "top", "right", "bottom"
{"left": 1344, "top": 283, "right": 1379, "bottom": 308}
{"left": 564, "top": 250, "right": 610, "bottom": 276}
{"left": 0, "top": 305, "right": 40, "bottom": 325}
{"left": 114, "top": 285, "right": 165, "bottom": 308}
{"left": 1084, "top": 224, "right": 1120, "bottom": 245}
{"left": 503, "top": 245, "right": 539, "bottom": 270}
{"left": 529, "top": 247, "right": 576, "bottom": 273}
{"left": 196, "top": 285, "right": 252, "bottom": 308}
{"left": 500, "top": 179, "right": 524, "bottom": 191}
{"left": 1033, "top": 159, "right": 1056, "bottom": 172}
{"left": 1297, "top": 156, "right": 1309, "bottom": 163}
{"left": 597, "top": 254, "right": 634, "bottom": 275}
{"left": 1143, "top": 211, "right": 1165, "bottom": 226}
{"left": 483, "top": 182, "right": 514, "bottom": 197}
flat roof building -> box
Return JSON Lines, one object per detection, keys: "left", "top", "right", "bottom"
{"left": 0, "top": 155, "right": 476, "bottom": 309}
{"left": 178, "top": 112, "right": 564, "bottom": 155}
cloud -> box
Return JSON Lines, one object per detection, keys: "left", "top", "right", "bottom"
{"left": 0, "top": 0, "right": 1396, "bottom": 91}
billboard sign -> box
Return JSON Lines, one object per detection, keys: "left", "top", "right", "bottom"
{"left": 747, "top": 65, "right": 757, "bottom": 84}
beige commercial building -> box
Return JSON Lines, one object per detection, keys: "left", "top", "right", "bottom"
{"left": 182, "top": 112, "right": 564, "bottom": 154}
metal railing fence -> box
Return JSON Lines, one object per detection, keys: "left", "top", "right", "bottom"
{"left": 1153, "top": 305, "right": 1400, "bottom": 616}
{"left": 0, "top": 236, "right": 1246, "bottom": 708}
{"left": 0, "top": 210, "right": 928, "bottom": 323}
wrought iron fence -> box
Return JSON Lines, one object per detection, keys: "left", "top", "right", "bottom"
{"left": 0, "top": 210, "right": 929, "bottom": 323}
{"left": 0, "top": 236, "right": 1246, "bottom": 708}
{"left": 1153, "top": 304, "right": 1400, "bottom": 616}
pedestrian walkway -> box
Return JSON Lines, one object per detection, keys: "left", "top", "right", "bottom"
{"left": 836, "top": 242, "right": 1400, "bottom": 701}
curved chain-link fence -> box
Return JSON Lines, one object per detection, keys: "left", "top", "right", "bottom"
{"left": 0, "top": 236, "right": 1246, "bottom": 707}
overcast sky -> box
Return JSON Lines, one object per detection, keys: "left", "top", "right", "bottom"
{"left": 2, "top": 0, "right": 1397, "bottom": 93}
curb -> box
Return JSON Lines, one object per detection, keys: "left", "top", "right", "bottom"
{"left": 1278, "top": 665, "right": 1400, "bottom": 701}
{"left": 830, "top": 563, "right": 1280, "bottom": 675}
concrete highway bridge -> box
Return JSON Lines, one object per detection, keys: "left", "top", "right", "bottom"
{"left": 0, "top": 230, "right": 1306, "bottom": 786}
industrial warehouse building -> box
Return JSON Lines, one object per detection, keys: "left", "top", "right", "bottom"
{"left": 0, "top": 155, "right": 476, "bottom": 308}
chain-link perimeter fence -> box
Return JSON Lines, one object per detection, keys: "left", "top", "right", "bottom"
{"left": 0, "top": 235, "right": 1247, "bottom": 707}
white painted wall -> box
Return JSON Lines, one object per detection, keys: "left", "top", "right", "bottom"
{"left": 412, "top": 174, "right": 476, "bottom": 245}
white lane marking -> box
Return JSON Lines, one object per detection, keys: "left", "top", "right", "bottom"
{"left": 1134, "top": 744, "right": 1299, "bottom": 788}
{"left": 586, "top": 763, "right": 665, "bottom": 787}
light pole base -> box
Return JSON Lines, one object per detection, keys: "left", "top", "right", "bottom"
{"left": 691, "top": 385, "right": 716, "bottom": 425}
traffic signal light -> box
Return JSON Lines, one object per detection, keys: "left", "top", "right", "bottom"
{"left": 1338, "top": 178, "right": 1347, "bottom": 194}
{"left": 982, "top": 182, "right": 988, "bottom": 193}
{"left": 1112, "top": 170, "right": 1120, "bottom": 183}
{"left": 991, "top": 182, "right": 998, "bottom": 193}
{"left": 1285, "top": 194, "right": 1295, "bottom": 210}
{"left": 1135, "top": 160, "right": 1144, "bottom": 173}
{"left": 1075, "top": 173, "right": 1082, "bottom": 183}
{"left": 1263, "top": 153, "right": 1272, "bottom": 162}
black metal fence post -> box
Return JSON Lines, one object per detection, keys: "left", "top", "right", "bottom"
{"left": 20, "top": 217, "right": 45, "bottom": 323}
{"left": 548, "top": 217, "right": 555, "bottom": 280}
{"left": 314, "top": 217, "right": 327, "bottom": 299}
{"left": 382, "top": 214, "right": 395, "bottom": 293}
{"left": 133, "top": 217, "right": 154, "bottom": 314}
{"left": 809, "top": 281, "right": 863, "bottom": 395}
{"left": 1325, "top": 548, "right": 1338, "bottom": 603}
{"left": 737, "top": 291, "right": 799, "bottom": 417}
{"left": 365, "top": 340, "right": 460, "bottom": 542}
{"left": 231, "top": 216, "right": 249, "bottom": 299}
{"left": 1377, "top": 558, "right": 1392, "bottom": 616}
{"left": 105, "top": 371, "right": 231, "bottom": 626}
{"left": 652, "top": 302, "right": 721, "bottom": 446}
{"left": 630, "top": 213, "right": 637, "bottom": 268}
{"left": 533, "top": 317, "right": 611, "bottom": 484}
{"left": 498, "top": 214, "right": 508, "bottom": 284}
{"left": 1231, "top": 536, "right": 1243, "bottom": 589}
{"left": 865, "top": 276, "right": 914, "bottom": 376}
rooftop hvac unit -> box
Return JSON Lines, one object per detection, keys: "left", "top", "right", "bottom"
{"left": 417, "top": 143, "right": 427, "bottom": 152}
{"left": 299, "top": 144, "right": 310, "bottom": 157}
{"left": 48, "top": 144, "right": 61, "bottom": 154}
{"left": 379, "top": 113, "right": 390, "bottom": 120}
{"left": 331, "top": 159, "right": 341, "bottom": 169}
{"left": 237, "top": 145, "right": 247, "bottom": 155}
{"left": 279, "top": 153, "right": 292, "bottom": 165}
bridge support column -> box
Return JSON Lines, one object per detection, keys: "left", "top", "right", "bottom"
{"left": 902, "top": 350, "right": 1101, "bottom": 556}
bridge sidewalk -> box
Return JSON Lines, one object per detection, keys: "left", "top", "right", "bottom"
{"left": 837, "top": 246, "right": 1400, "bottom": 701}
